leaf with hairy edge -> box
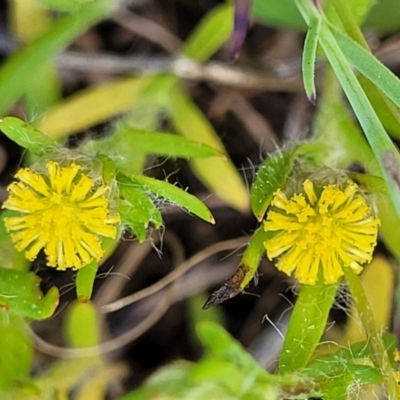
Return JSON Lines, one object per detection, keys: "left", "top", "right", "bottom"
{"left": 90, "top": 127, "right": 224, "bottom": 165}
{"left": 251, "top": 147, "right": 299, "bottom": 221}
{"left": 117, "top": 176, "right": 163, "bottom": 242}
{"left": 0, "top": 116, "right": 58, "bottom": 155}
{"left": 279, "top": 281, "right": 339, "bottom": 374}
{"left": 124, "top": 173, "right": 215, "bottom": 224}
{"left": 302, "top": 16, "right": 320, "bottom": 103}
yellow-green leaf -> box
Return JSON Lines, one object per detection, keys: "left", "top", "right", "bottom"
{"left": 38, "top": 76, "right": 152, "bottom": 138}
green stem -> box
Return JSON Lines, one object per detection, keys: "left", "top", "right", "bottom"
{"left": 344, "top": 268, "right": 400, "bottom": 399}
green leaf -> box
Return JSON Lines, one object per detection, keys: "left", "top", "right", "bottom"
{"left": 0, "top": 0, "right": 110, "bottom": 116}
{"left": 121, "top": 173, "right": 215, "bottom": 224}
{"left": 0, "top": 267, "right": 59, "bottom": 320}
{"left": 118, "top": 207, "right": 147, "bottom": 242}
{"left": 251, "top": 147, "right": 299, "bottom": 221}
{"left": 76, "top": 260, "right": 98, "bottom": 303}
{"left": 279, "top": 281, "right": 339, "bottom": 374}
{"left": 0, "top": 314, "right": 33, "bottom": 391}
{"left": 182, "top": 4, "right": 233, "bottom": 62}
{"left": 64, "top": 300, "right": 100, "bottom": 348}
{"left": 302, "top": 16, "right": 320, "bottom": 102}
{"left": 167, "top": 83, "right": 249, "bottom": 212}
{"left": 117, "top": 176, "right": 163, "bottom": 242}
{"left": 92, "top": 126, "right": 224, "bottom": 167}
{"left": 203, "top": 225, "right": 272, "bottom": 308}
{"left": 0, "top": 116, "right": 58, "bottom": 155}
{"left": 332, "top": 28, "right": 400, "bottom": 112}
{"left": 296, "top": 0, "right": 400, "bottom": 217}
{"left": 252, "top": 0, "right": 306, "bottom": 30}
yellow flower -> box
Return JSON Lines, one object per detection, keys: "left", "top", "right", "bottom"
{"left": 264, "top": 179, "right": 379, "bottom": 285}
{"left": 2, "top": 161, "right": 121, "bottom": 270}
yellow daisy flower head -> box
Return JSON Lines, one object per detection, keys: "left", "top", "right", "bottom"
{"left": 264, "top": 179, "right": 380, "bottom": 285}
{"left": 2, "top": 161, "right": 121, "bottom": 270}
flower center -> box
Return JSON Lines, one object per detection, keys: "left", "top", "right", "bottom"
{"left": 263, "top": 179, "right": 380, "bottom": 285}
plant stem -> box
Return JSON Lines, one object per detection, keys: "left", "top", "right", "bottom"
{"left": 344, "top": 268, "right": 400, "bottom": 399}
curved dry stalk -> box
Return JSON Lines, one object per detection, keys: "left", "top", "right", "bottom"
{"left": 100, "top": 236, "right": 248, "bottom": 314}
{"left": 29, "top": 288, "right": 174, "bottom": 358}
{"left": 95, "top": 231, "right": 185, "bottom": 307}
{"left": 29, "top": 236, "right": 248, "bottom": 358}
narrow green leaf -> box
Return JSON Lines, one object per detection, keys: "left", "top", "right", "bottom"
{"left": 320, "top": 26, "right": 400, "bottom": 216}
{"left": 332, "top": 28, "right": 400, "bottom": 111}
{"left": 76, "top": 260, "right": 98, "bottom": 303}
{"left": 168, "top": 83, "right": 249, "bottom": 212}
{"left": 279, "top": 281, "right": 339, "bottom": 374}
{"left": 122, "top": 173, "right": 215, "bottom": 224}
{"left": 0, "top": 267, "right": 59, "bottom": 320}
{"left": 251, "top": 147, "right": 298, "bottom": 221}
{"left": 121, "top": 130, "right": 223, "bottom": 159}
{"left": 93, "top": 127, "right": 224, "bottom": 165}
{"left": 64, "top": 300, "right": 100, "bottom": 348}
{"left": 302, "top": 16, "right": 320, "bottom": 103}
{"left": 182, "top": 4, "right": 233, "bottom": 62}
{"left": 203, "top": 226, "right": 272, "bottom": 308}
{"left": 323, "top": 1, "right": 400, "bottom": 139}
{"left": 0, "top": 116, "right": 58, "bottom": 154}
{"left": 0, "top": 0, "right": 110, "bottom": 116}
{"left": 296, "top": 0, "right": 400, "bottom": 216}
